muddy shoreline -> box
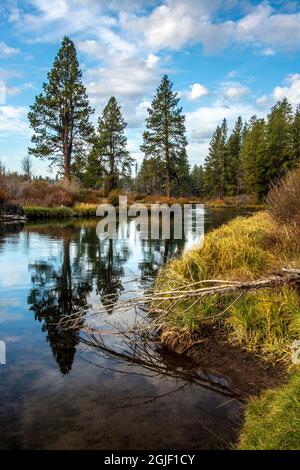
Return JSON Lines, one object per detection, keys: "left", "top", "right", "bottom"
{"left": 160, "top": 325, "right": 288, "bottom": 399}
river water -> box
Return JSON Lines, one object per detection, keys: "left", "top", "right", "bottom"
{"left": 0, "top": 208, "right": 246, "bottom": 450}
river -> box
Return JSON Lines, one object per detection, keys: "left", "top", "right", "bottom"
{"left": 0, "top": 208, "right": 247, "bottom": 450}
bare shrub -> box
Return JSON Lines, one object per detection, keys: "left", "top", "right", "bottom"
{"left": 107, "top": 189, "right": 123, "bottom": 206}
{"left": 267, "top": 168, "right": 300, "bottom": 224}
{"left": 2, "top": 174, "right": 26, "bottom": 201}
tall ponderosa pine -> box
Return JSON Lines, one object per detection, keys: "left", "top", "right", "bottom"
{"left": 91, "top": 96, "right": 132, "bottom": 193}
{"left": 141, "top": 75, "right": 188, "bottom": 197}
{"left": 204, "top": 119, "right": 227, "bottom": 199}
{"left": 28, "top": 36, "right": 94, "bottom": 180}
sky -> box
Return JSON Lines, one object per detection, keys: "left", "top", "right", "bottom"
{"left": 0, "top": 0, "right": 300, "bottom": 177}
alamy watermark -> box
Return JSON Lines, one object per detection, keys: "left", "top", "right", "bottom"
{"left": 0, "top": 340, "right": 6, "bottom": 365}
{"left": 96, "top": 196, "right": 204, "bottom": 241}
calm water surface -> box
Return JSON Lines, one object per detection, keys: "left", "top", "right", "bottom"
{"left": 0, "top": 208, "right": 246, "bottom": 450}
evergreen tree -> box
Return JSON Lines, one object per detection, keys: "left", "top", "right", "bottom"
{"left": 292, "top": 104, "right": 300, "bottom": 163}
{"left": 28, "top": 36, "right": 94, "bottom": 180}
{"left": 190, "top": 165, "right": 204, "bottom": 197}
{"left": 136, "top": 157, "right": 165, "bottom": 195}
{"left": 240, "top": 116, "right": 268, "bottom": 199}
{"left": 265, "top": 98, "right": 294, "bottom": 183}
{"left": 226, "top": 116, "right": 243, "bottom": 196}
{"left": 204, "top": 119, "right": 227, "bottom": 199}
{"left": 92, "top": 96, "right": 132, "bottom": 193}
{"left": 141, "top": 75, "right": 188, "bottom": 197}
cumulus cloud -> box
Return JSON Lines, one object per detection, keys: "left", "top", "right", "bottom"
{"left": 222, "top": 82, "right": 250, "bottom": 100}
{"left": 182, "top": 83, "right": 209, "bottom": 101}
{"left": 122, "top": 2, "right": 300, "bottom": 54}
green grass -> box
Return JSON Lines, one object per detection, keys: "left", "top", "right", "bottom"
{"left": 239, "top": 373, "right": 300, "bottom": 450}
{"left": 24, "top": 203, "right": 99, "bottom": 219}
{"left": 24, "top": 206, "right": 74, "bottom": 219}
{"left": 72, "top": 203, "right": 98, "bottom": 217}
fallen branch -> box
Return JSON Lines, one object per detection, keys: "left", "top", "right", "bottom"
{"left": 59, "top": 268, "right": 300, "bottom": 333}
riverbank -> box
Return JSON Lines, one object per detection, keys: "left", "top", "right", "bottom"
{"left": 153, "top": 211, "right": 300, "bottom": 449}
{"left": 23, "top": 203, "right": 99, "bottom": 219}
{"left": 1, "top": 194, "right": 265, "bottom": 222}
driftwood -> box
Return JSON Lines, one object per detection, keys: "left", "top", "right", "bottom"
{"left": 59, "top": 268, "right": 300, "bottom": 333}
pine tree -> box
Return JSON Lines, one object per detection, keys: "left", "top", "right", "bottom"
{"left": 226, "top": 116, "right": 243, "bottom": 196}
{"left": 292, "top": 105, "right": 300, "bottom": 163}
{"left": 265, "top": 98, "right": 294, "bottom": 183}
{"left": 204, "top": 119, "right": 227, "bottom": 199}
{"left": 240, "top": 116, "right": 268, "bottom": 199}
{"left": 28, "top": 36, "right": 94, "bottom": 180}
{"left": 141, "top": 75, "right": 188, "bottom": 197}
{"left": 92, "top": 96, "right": 132, "bottom": 193}
{"left": 137, "top": 157, "right": 165, "bottom": 195}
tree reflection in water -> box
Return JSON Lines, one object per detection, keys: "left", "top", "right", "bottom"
{"left": 77, "top": 328, "right": 241, "bottom": 408}
{"left": 26, "top": 218, "right": 189, "bottom": 376}
{"left": 27, "top": 228, "right": 93, "bottom": 374}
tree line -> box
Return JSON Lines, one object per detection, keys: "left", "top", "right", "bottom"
{"left": 203, "top": 100, "right": 300, "bottom": 200}
{"left": 28, "top": 36, "right": 300, "bottom": 200}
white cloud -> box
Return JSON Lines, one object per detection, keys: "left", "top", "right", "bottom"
{"left": 273, "top": 74, "right": 300, "bottom": 107}
{"left": 122, "top": 2, "right": 300, "bottom": 54}
{"left": 86, "top": 56, "right": 160, "bottom": 103}
{"left": 259, "top": 47, "right": 275, "bottom": 56}
{"left": 256, "top": 94, "right": 271, "bottom": 107}
{"left": 256, "top": 74, "right": 300, "bottom": 108}
{"left": 0, "top": 106, "right": 29, "bottom": 135}
{"left": 222, "top": 82, "right": 250, "bottom": 100}
{"left": 183, "top": 83, "right": 209, "bottom": 101}
{"left": 186, "top": 101, "right": 259, "bottom": 163}
{"left": 146, "top": 53, "right": 159, "bottom": 69}
{"left": 0, "top": 41, "right": 20, "bottom": 57}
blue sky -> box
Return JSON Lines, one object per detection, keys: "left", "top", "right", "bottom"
{"left": 0, "top": 0, "right": 300, "bottom": 177}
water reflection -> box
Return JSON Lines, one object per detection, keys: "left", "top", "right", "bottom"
{"left": 25, "top": 216, "right": 192, "bottom": 375}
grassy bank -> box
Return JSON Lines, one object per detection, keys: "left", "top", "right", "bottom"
{"left": 155, "top": 211, "right": 300, "bottom": 362}
{"left": 239, "top": 372, "right": 300, "bottom": 450}
{"left": 153, "top": 211, "right": 300, "bottom": 449}
{"left": 24, "top": 203, "right": 98, "bottom": 220}
{"left": 205, "top": 200, "right": 265, "bottom": 210}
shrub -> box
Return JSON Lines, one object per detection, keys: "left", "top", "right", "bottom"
{"left": 267, "top": 168, "right": 300, "bottom": 225}
{"left": 43, "top": 187, "right": 75, "bottom": 207}
{"left": 24, "top": 206, "right": 74, "bottom": 219}
{"left": 107, "top": 189, "right": 122, "bottom": 206}
{"left": 0, "top": 187, "right": 8, "bottom": 203}
{"left": 73, "top": 203, "right": 98, "bottom": 217}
